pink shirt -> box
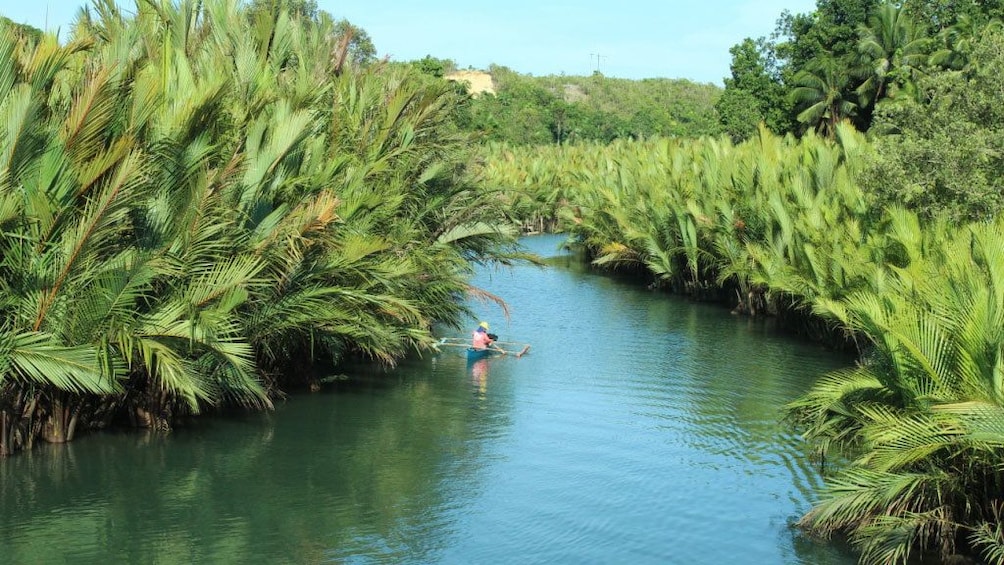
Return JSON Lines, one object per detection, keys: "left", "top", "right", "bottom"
{"left": 472, "top": 330, "right": 492, "bottom": 349}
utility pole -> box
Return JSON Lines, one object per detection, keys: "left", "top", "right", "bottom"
{"left": 589, "top": 53, "right": 607, "bottom": 73}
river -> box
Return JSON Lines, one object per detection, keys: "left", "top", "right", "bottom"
{"left": 0, "top": 235, "right": 858, "bottom": 564}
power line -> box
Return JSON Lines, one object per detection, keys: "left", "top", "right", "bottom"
{"left": 589, "top": 53, "right": 607, "bottom": 73}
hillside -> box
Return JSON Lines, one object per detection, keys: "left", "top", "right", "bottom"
{"left": 538, "top": 73, "right": 722, "bottom": 138}
{"left": 445, "top": 65, "right": 722, "bottom": 145}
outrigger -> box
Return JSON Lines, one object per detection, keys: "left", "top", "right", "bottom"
{"left": 436, "top": 337, "right": 532, "bottom": 360}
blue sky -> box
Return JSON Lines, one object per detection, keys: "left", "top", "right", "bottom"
{"left": 3, "top": 0, "right": 819, "bottom": 84}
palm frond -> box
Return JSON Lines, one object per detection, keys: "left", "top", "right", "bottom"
{"left": 1, "top": 330, "right": 117, "bottom": 394}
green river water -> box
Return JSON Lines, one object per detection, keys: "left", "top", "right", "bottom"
{"left": 0, "top": 235, "right": 859, "bottom": 564}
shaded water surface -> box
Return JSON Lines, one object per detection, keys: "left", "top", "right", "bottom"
{"left": 0, "top": 235, "right": 857, "bottom": 564}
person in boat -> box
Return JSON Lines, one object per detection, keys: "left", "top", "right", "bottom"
{"left": 471, "top": 321, "right": 496, "bottom": 350}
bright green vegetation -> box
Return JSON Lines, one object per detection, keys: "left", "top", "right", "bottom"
{"left": 862, "top": 25, "right": 1004, "bottom": 223}
{"left": 788, "top": 218, "right": 1004, "bottom": 564}
{"left": 0, "top": 0, "right": 526, "bottom": 456}
{"left": 478, "top": 126, "right": 878, "bottom": 323}
{"left": 718, "top": 0, "right": 1004, "bottom": 142}
{"left": 446, "top": 0, "right": 1004, "bottom": 221}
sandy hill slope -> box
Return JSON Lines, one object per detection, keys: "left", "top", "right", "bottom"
{"left": 445, "top": 70, "right": 495, "bottom": 96}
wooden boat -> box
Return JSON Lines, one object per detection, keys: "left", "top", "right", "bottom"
{"left": 436, "top": 337, "right": 531, "bottom": 359}
{"left": 467, "top": 347, "right": 503, "bottom": 362}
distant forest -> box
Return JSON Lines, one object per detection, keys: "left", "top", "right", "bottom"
{"left": 413, "top": 56, "right": 724, "bottom": 144}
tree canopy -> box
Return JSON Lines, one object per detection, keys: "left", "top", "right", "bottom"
{"left": 719, "top": 0, "right": 1004, "bottom": 139}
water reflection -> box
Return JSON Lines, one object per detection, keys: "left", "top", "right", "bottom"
{"left": 470, "top": 358, "right": 489, "bottom": 400}
{"left": 0, "top": 360, "right": 518, "bottom": 564}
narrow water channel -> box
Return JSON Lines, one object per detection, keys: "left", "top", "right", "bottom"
{"left": 0, "top": 235, "right": 858, "bottom": 564}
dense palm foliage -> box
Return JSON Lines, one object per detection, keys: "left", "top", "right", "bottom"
{"left": 790, "top": 216, "right": 1004, "bottom": 563}
{"left": 855, "top": 2, "right": 928, "bottom": 106}
{"left": 478, "top": 125, "right": 879, "bottom": 318}
{"left": 0, "top": 0, "right": 519, "bottom": 456}
{"left": 790, "top": 56, "right": 860, "bottom": 137}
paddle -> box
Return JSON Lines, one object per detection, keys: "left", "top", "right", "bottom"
{"left": 491, "top": 340, "right": 529, "bottom": 347}
{"left": 490, "top": 342, "right": 531, "bottom": 357}
{"left": 488, "top": 343, "right": 531, "bottom": 357}
{"left": 486, "top": 344, "right": 532, "bottom": 357}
